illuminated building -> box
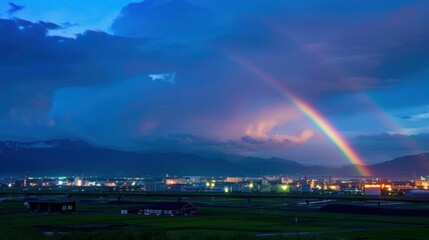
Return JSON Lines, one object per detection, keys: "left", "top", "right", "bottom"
{"left": 309, "top": 180, "right": 315, "bottom": 189}
{"left": 242, "top": 182, "right": 254, "bottom": 193}
{"left": 281, "top": 177, "right": 293, "bottom": 184}
{"left": 166, "top": 178, "right": 187, "bottom": 185}
{"left": 415, "top": 179, "right": 429, "bottom": 189}
{"left": 275, "top": 184, "right": 290, "bottom": 193}
{"left": 105, "top": 182, "right": 117, "bottom": 187}
{"left": 225, "top": 177, "right": 243, "bottom": 183}
{"left": 260, "top": 179, "right": 270, "bottom": 192}
{"left": 74, "top": 177, "right": 81, "bottom": 186}
{"left": 365, "top": 184, "right": 381, "bottom": 196}
{"left": 344, "top": 187, "right": 362, "bottom": 195}
{"left": 364, "top": 184, "right": 392, "bottom": 196}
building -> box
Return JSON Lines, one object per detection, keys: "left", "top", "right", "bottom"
{"left": 225, "top": 177, "right": 243, "bottom": 183}
{"left": 364, "top": 184, "right": 392, "bottom": 196}
{"left": 344, "top": 187, "right": 363, "bottom": 195}
{"left": 405, "top": 189, "right": 429, "bottom": 198}
{"left": 415, "top": 179, "right": 429, "bottom": 189}
{"left": 300, "top": 183, "right": 312, "bottom": 193}
{"left": 166, "top": 178, "right": 187, "bottom": 185}
{"left": 144, "top": 181, "right": 167, "bottom": 192}
{"left": 260, "top": 179, "right": 271, "bottom": 192}
{"left": 121, "top": 202, "right": 196, "bottom": 216}
{"left": 275, "top": 184, "right": 290, "bottom": 193}
{"left": 364, "top": 184, "right": 381, "bottom": 196}
{"left": 241, "top": 186, "right": 252, "bottom": 193}
{"left": 228, "top": 183, "right": 242, "bottom": 192}
{"left": 281, "top": 177, "right": 293, "bottom": 184}
{"left": 170, "top": 184, "right": 186, "bottom": 192}
{"left": 74, "top": 177, "right": 81, "bottom": 186}
{"left": 27, "top": 200, "right": 76, "bottom": 213}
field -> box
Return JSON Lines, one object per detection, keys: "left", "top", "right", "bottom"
{"left": 1, "top": 194, "right": 429, "bottom": 240}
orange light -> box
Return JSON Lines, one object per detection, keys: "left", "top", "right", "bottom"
{"left": 364, "top": 184, "right": 392, "bottom": 189}
{"left": 166, "top": 179, "right": 178, "bottom": 185}
{"left": 364, "top": 184, "right": 381, "bottom": 188}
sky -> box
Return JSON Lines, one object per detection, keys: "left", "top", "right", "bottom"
{"left": 1, "top": 0, "right": 429, "bottom": 166}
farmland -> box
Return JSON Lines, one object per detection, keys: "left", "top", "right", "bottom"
{"left": 1, "top": 193, "right": 428, "bottom": 240}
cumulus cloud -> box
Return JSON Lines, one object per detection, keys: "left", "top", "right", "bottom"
{"left": 243, "top": 129, "right": 315, "bottom": 145}
{"left": 271, "top": 129, "right": 315, "bottom": 144}
{"left": 244, "top": 118, "right": 315, "bottom": 144}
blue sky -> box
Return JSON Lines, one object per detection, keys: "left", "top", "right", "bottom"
{"left": 0, "top": 0, "right": 130, "bottom": 36}
{"left": 1, "top": 0, "right": 429, "bottom": 166}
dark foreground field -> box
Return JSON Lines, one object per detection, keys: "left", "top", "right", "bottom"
{"left": 1, "top": 198, "right": 428, "bottom": 240}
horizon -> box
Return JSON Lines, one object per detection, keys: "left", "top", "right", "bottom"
{"left": 1, "top": 138, "right": 428, "bottom": 178}
{"left": 2, "top": 137, "right": 429, "bottom": 166}
{"left": 1, "top": 0, "right": 429, "bottom": 169}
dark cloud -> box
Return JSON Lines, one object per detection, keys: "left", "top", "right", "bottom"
{"left": 396, "top": 115, "right": 412, "bottom": 120}
{"left": 0, "top": 17, "right": 178, "bottom": 118}
{"left": 111, "top": 0, "right": 217, "bottom": 42}
{"left": 112, "top": 0, "right": 429, "bottom": 117}
{"left": 135, "top": 133, "right": 311, "bottom": 156}
{"left": 396, "top": 112, "right": 429, "bottom": 121}
{"left": 37, "top": 21, "right": 61, "bottom": 30}
{"left": 61, "top": 22, "right": 79, "bottom": 29}
{"left": 134, "top": 134, "right": 244, "bottom": 155}
{"left": 0, "top": 17, "right": 276, "bottom": 147}
{"left": 241, "top": 136, "right": 265, "bottom": 145}
{"left": 353, "top": 133, "right": 429, "bottom": 162}
{"left": 7, "top": 2, "right": 24, "bottom": 15}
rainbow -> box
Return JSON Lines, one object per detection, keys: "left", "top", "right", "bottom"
{"left": 265, "top": 20, "right": 419, "bottom": 153}
{"left": 228, "top": 54, "right": 371, "bottom": 176}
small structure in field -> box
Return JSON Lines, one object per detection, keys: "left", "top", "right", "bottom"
{"left": 121, "top": 202, "right": 196, "bottom": 216}
{"left": 26, "top": 200, "right": 76, "bottom": 213}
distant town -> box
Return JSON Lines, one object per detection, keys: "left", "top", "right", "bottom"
{"left": 2, "top": 174, "right": 428, "bottom": 198}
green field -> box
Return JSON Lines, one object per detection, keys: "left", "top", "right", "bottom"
{"left": 1, "top": 197, "right": 429, "bottom": 240}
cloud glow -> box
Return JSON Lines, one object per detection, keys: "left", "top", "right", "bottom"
{"left": 148, "top": 72, "right": 176, "bottom": 84}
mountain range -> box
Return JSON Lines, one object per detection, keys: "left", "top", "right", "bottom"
{"left": 0, "top": 139, "right": 428, "bottom": 178}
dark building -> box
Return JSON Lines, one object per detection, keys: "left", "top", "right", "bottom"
{"left": 169, "top": 184, "right": 186, "bottom": 192}
{"left": 27, "top": 200, "right": 76, "bottom": 213}
{"left": 144, "top": 181, "right": 167, "bottom": 192}
{"left": 121, "top": 202, "right": 196, "bottom": 216}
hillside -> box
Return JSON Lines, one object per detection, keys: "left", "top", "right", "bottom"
{"left": 0, "top": 140, "right": 308, "bottom": 176}
{"left": 1, "top": 140, "right": 428, "bottom": 177}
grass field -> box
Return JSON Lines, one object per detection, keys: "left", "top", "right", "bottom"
{"left": 1, "top": 197, "right": 429, "bottom": 240}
